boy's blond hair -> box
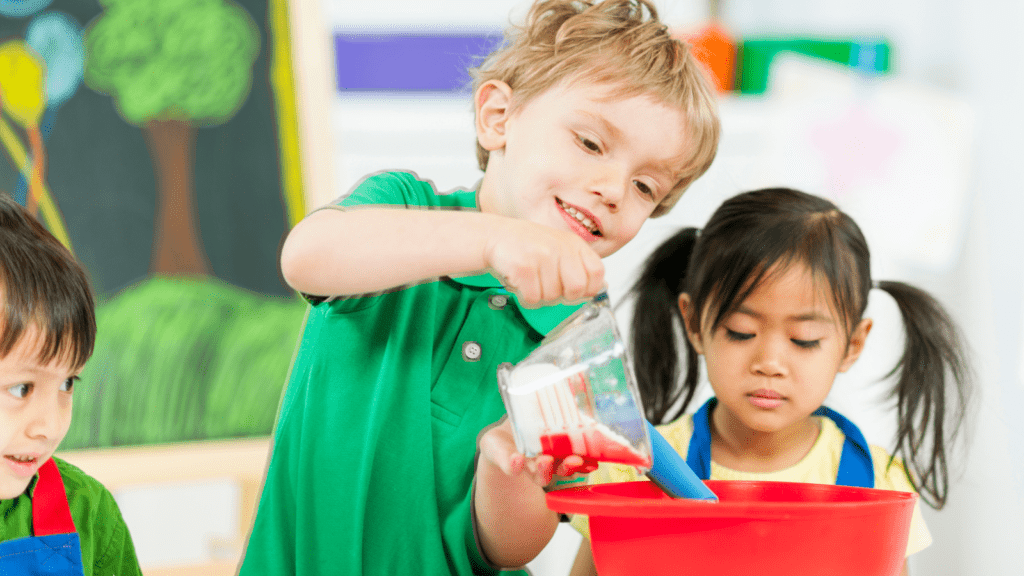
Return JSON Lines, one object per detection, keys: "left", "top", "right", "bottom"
{"left": 471, "top": 0, "right": 720, "bottom": 217}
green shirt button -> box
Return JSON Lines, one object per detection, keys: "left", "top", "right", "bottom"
{"left": 462, "top": 341, "right": 482, "bottom": 361}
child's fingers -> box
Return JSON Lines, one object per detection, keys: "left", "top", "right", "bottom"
{"left": 486, "top": 222, "right": 610, "bottom": 306}
{"left": 537, "top": 252, "right": 564, "bottom": 304}
{"left": 508, "top": 453, "right": 526, "bottom": 475}
{"left": 555, "top": 455, "right": 599, "bottom": 477}
{"left": 478, "top": 421, "right": 526, "bottom": 476}
{"left": 518, "top": 269, "right": 544, "bottom": 307}
{"left": 525, "top": 454, "right": 557, "bottom": 486}
{"left": 581, "top": 248, "right": 605, "bottom": 298}
{"left": 558, "top": 253, "right": 591, "bottom": 303}
{"left": 558, "top": 248, "right": 605, "bottom": 305}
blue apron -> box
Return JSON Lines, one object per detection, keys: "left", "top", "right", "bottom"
{"left": 685, "top": 397, "right": 875, "bottom": 487}
{"left": 0, "top": 458, "right": 85, "bottom": 575}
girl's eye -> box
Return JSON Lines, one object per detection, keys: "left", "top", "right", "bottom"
{"left": 7, "top": 384, "right": 31, "bottom": 399}
{"left": 725, "top": 328, "right": 754, "bottom": 342}
{"left": 60, "top": 377, "right": 77, "bottom": 393}
{"left": 792, "top": 339, "right": 821, "bottom": 349}
{"left": 634, "top": 180, "right": 655, "bottom": 198}
{"left": 578, "top": 136, "right": 601, "bottom": 153}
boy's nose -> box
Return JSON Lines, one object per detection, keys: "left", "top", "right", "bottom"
{"left": 25, "top": 396, "right": 67, "bottom": 440}
{"left": 590, "top": 168, "right": 627, "bottom": 209}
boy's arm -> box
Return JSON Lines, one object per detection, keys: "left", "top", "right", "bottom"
{"left": 93, "top": 488, "right": 144, "bottom": 576}
{"left": 280, "top": 207, "right": 604, "bottom": 304}
{"left": 474, "top": 418, "right": 596, "bottom": 568}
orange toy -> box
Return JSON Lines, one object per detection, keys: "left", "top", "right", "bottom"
{"left": 685, "top": 21, "right": 737, "bottom": 93}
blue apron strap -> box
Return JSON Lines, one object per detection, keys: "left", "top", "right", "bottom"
{"left": 686, "top": 398, "right": 874, "bottom": 487}
{"left": 685, "top": 397, "right": 717, "bottom": 480}
{"left": 812, "top": 406, "right": 875, "bottom": 488}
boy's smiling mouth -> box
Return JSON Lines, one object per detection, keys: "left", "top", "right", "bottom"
{"left": 556, "top": 198, "right": 602, "bottom": 237}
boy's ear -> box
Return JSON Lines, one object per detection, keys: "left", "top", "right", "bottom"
{"left": 838, "top": 318, "right": 873, "bottom": 372}
{"left": 475, "top": 80, "right": 513, "bottom": 151}
{"left": 677, "top": 293, "right": 704, "bottom": 355}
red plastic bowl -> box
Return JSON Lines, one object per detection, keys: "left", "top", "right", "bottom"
{"left": 547, "top": 480, "right": 916, "bottom": 576}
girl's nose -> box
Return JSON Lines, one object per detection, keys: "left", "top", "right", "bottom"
{"left": 751, "top": 338, "right": 787, "bottom": 377}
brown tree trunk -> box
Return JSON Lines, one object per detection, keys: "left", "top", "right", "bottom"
{"left": 144, "top": 119, "right": 210, "bottom": 276}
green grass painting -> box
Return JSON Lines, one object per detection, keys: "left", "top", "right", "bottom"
{"left": 62, "top": 275, "right": 307, "bottom": 449}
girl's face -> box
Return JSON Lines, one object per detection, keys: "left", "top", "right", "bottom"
{"left": 0, "top": 328, "right": 76, "bottom": 499}
{"left": 680, "top": 263, "right": 872, "bottom": 436}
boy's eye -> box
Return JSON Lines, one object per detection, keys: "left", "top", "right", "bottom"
{"left": 725, "top": 328, "right": 754, "bottom": 342}
{"left": 792, "top": 338, "right": 821, "bottom": 349}
{"left": 577, "top": 136, "right": 601, "bottom": 153}
{"left": 7, "top": 384, "right": 31, "bottom": 399}
{"left": 60, "top": 377, "right": 77, "bottom": 393}
{"left": 634, "top": 180, "right": 655, "bottom": 198}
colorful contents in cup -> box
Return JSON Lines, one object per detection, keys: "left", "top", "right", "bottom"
{"left": 540, "top": 419, "right": 651, "bottom": 467}
{"left": 504, "top": 362, "right": 651, "bottom": 468}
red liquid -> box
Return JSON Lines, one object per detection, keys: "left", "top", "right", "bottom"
{"left": 541, "top": 432, "right": 573, "bottom": 456}
{"left": 540, "top": 426, "right": 651, "bottom": 468}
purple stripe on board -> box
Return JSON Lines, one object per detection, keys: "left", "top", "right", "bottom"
{"left": 335, "top": 33, "right": 504, "bottom": 92}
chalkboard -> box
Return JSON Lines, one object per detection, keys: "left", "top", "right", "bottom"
{"left": 0, "top": 0, "right": 306, "bottom": 449}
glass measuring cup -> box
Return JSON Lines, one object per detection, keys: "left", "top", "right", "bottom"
{"left": 498, "top": 293, "right": 718, "bottom": 501}
{"left": 498, "top": 293, "right": 653, "bottom": 469}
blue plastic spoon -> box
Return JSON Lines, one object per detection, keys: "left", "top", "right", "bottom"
{"left": 644, "top": 421, "right": 718, "bottom": 501}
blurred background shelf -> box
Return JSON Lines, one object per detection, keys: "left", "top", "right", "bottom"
{"left": 59, "top": 437, "right": 272, "bottom": 576}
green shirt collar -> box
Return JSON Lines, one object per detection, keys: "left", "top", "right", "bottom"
{"left": 25, "top": 472, "right": 38, "bottom": 498}
{"left": 448, "top": 272, "right": 583, "bottom": 335}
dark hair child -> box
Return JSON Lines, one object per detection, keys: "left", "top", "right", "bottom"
{"left": 0, "top": 192, "right": 142, "bottom": 575}
{"left": 565, "top": 188, "right": 974, "bottom": 574}
{"left": 630, "top": 187, "right": 971, "bottom": 509}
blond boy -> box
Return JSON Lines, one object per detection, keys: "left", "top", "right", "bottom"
{"left": 240, "top": 1, "right": 719, "bottom": 574}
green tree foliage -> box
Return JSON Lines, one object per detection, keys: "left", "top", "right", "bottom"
{"left": 63, "top": 277, "right": 306, "bottom": 449}
{"left": 84, "top": 0, "right": 260, "bottom": 126}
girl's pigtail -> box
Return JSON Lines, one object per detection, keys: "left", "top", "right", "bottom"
{"left": 628, "top": 228, "right": 700, "bottom": 424}
{"left": 875, "top": 280, "right": 972, "bottom": 509}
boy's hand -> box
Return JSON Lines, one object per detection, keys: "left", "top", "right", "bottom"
{"left": 479, "top": 419, "right": 598, "bottom": 487}
{"left": 485, "top": 219, "right": 604, "bottom": 307}
{"left": 475, "top": 417, "right": 596, "bottom": 568}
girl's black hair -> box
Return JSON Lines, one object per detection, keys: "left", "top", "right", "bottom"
{"left": 0, "top": 193, "right": 96, "bottom": 369}
{"left": 629, "top": 187, "right": 971, "bottom": 509}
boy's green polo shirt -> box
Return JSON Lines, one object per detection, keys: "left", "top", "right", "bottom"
{"left": 240, "top": 171, "right": 582, "bottom": 576}
{"left": 0, "top": 457, "right": 141, "bottom": 576}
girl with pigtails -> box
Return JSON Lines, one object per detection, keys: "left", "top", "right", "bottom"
{"left": 569, "top": 188, "right": 973, "bottom": 576}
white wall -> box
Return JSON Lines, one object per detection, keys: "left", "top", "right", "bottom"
{"left": 319, "top": 1, "right": 1024, "bottom": 574}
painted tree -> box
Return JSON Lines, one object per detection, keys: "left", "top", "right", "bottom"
{"left": 84, "top": 0, "right": 259, "bottom": 276}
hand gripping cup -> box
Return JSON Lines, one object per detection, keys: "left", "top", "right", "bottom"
{"left": 498, "top": 293, "right": 716, "bottom": 500}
